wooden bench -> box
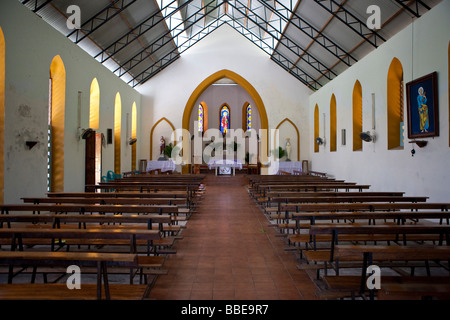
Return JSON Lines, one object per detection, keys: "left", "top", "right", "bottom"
{"left": 300, "top": 224, "right": 450, "bottom": 279}
{"left": 333, "top": 244, "right": 450, "bottom": 300}
{"left": 265, "top": 196, "right": 429, "bottom": 226}
{"left": 321, "top": 275, "right": 450, "bottom": 300}
{"left": 0, "top": 283, "right": 150, "bottom": 300}
{"left": 291, "top": 210, "right": 450, "bottom": 233}
{"left": 0, "top": 251, "right": 139, "bottom": 299}
{"left": 0, "top": 203, "right": 183, "bottom": 236}
{"left": 22, "top": 197, "right": 187, "bottom": 206}
{"left": 310, "top": 224, "right": 450, "bottom": 260}
{"left": 0, "top": 213, "right": 173, "bottom": 237}
{"left": 280, "top": 203, "right": 450, "bottom": 226}
{"left": 0, "top": 203, "right": 178, "bottom": 216}
{"left": 0, "top": 227, "right": 161, "bottom": 254}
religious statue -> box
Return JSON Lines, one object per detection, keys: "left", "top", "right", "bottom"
{"left": 417, "top": 87, "right": 429, "bottom": 133}
{"left": 285, "top": 138, "right": 292, "bottom": 161}
{"left": 160, "top": 136, "right": 166, "bottom": 155}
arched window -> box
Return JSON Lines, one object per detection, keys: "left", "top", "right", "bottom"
{"left": 330, "top": 94, "right": 337, "bottom": 152}
{"left": 48, "top": 55, "right": 66, "bottom": 192}
{"left": 197, "top": 102, "right": 208, "bottom": 133}
{"left": 241, "top": 102, "right": 252, "bottom": 131}
{"left": 353, "top": 80, "right": 363, "bottom": 151}
{"left": 314, "top": 104, "right": 319, "bottom": 153}
{"left": 0, "top": 27, "right": 4, "bottom": 203}
{"left": 387, "top": 58, "right": 404, "bottom": 150}
{"left": 198, "top": 104, "right": 204, "bottom": 132}
{"left": 89, "top": 78, "right": 100, "bottom": 130}
{"left": 131, "top": 102, "right": 137, "bottom": 171}
{"left": 114, "top": 92, "right": 121, "bottom": 175}
{"left": 220, "top": 104, "right": 230, "bottom": 134}
{"left": 246, "top": 104, "right": 252, "bottom": 131}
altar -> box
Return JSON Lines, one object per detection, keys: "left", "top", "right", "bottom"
{"left": 146, "top": 160, "right": 176, "bottom": 173}
{"left": 277, "top": 161, "right": 302, "bottom": 174}
{"left": 208, "top": 159, "right": 243, "bottom": 176}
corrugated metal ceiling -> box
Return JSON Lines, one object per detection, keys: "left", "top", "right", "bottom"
{"left": 19, "top": 0, "right": 442, "bottom": 90}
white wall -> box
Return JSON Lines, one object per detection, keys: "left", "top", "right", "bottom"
{"left": 0, "top": 1, "right": 141, "bottom": 202}
{"left": 137, "top": 24, "right": 313, "bottom": 166}
{"left": 309, "top": 0, "right": 450, "bottom": 202}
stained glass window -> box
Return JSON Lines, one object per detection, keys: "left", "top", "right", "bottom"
{"left": 246, "top": 105, "right": 252, "bottom": 130}
{"left": 198, "top": 105, "right": 204, "bottom": 132}
{"left": 220, "top": 105, "right": 230, "bottom": 134}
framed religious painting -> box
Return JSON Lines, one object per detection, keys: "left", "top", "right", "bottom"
{"left": 406, "top": 71, "right": 439, "bottom": 139}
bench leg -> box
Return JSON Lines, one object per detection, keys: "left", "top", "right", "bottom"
{"left": 31, "top": 266, "right": 37, "bottom": 283}
{"left": 97, "top": 262, "right": 102, "bottom": 300}
{"left": 102, "top": 262, "right": 110, "bottom": 300}
{"left": 7, "top": 265, "right": 14, "bottom": 284}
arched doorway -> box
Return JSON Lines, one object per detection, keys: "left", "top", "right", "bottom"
{"left": 182, "top": 70, "right": 269, "bottom": 173}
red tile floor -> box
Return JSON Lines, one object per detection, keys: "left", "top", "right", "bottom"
{"left": 147, "top": 174, "right": 320, "bottom": 300}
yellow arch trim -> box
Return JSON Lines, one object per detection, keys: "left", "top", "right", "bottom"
{"left": 131, "top": 102, "right": 137, "bottom": 171}
{"left": 330, "top": 94, "right": 337, "bottom": 152}
{"left": 183, "top": 69, "right": 268, "bottom": 132}
{"left": 314, "top": 104, "right": 319, "bottom": 153}
{"left": 89, "top": 78, "right": 100, "bottom": 130}
{"left": 49, "top": 55, "right": 66, "bottom": 192}
{"left": 114, "top": 92, "right": 121, "bottom": 174}
{"left": 387, "top": 57, "right": 404, "bottom": 150}
{"left": 182, "top": 70, "right": 268, "bottom": 173}
{"left": 275, "top": 118, "right": 300, "bottom": 161}
{"left": 150, "top": 117, "right": 176, "bottom": 160}
{"left": 352, "top": 80, "right": 363, "bottom": 151}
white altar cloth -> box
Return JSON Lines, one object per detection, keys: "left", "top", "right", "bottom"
{"left": 277, "top": 161, "right": 302, "bottom": 174}
{"left": 207, "top": 159, "right": 243, "bottom": 176}
{"left": 146, "top": 160, "right": 176, "bottom": 173}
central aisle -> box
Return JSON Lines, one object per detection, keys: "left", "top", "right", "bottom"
{"left": 148, "top": 175, "right": 319, "bottom": 300}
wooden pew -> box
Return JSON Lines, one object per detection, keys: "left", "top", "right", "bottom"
{"left": 333, "top": 244, "right": 450, "bottom": 300}
{"left": 87, "top": 183, "right": 198, "bottom": 193}
{"left": 22, "top": 197, "right": 187, "bottom": 206}
{"left": 0, "top": 251, "right": 139, "bottom": 299}
{"left": 281, "top": 202, "right": 450, "bottom": 215}
{"left": 0, "top": 213, "right": 171, "bottom": 230}
{"left": 287, "top": 211, "right": 450, "bottom": 251}
{"left": 321, "top": 275, "right": 450, "bottom": 300}
{"left": 301, "top": 224, "right": 450, "bottom": 280}
{"left": 267, "top": 196, "right": 428, "bottom": 221}
{"left": 0, "top": 227, "right": 161, "bottom": 253}
{"left": 46, "top": 191, "right": 196, "bottom": 211}
{"left": 47, "top": 192, "right": 189, "bottom": 198}
{"left": 272, "top": 196, "right": 428, "bottom": 204}
{"left": 266, "top": 191, "right": 405, "bottom": 198}
{"left": 0, "top": 212, "right": 180, "bottom": 252}
{"left": 258, "top": 190, "right": 406, "bottom": 208}
{"left": 0, "top": 204, "right": 178, "bottom": 216}
{"left": 257, "top": 184, "right": 371, "bottom": 197}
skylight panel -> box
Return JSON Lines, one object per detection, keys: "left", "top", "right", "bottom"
{"left": 157, "top": 0, "right": 189, "bottom": 48}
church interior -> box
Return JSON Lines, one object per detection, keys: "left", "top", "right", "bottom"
{"left": 0, "top": 0, "right": 449, "bottom": 305}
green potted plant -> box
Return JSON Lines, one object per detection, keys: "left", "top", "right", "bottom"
{"left": 163, "top": 143, "right": 180, "bottom": 160}
{"left": 272, "top": 147, "right": 286, "bottom": 160}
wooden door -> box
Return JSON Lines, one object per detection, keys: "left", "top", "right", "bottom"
{"left": 85, "top": 132, "right": 96, "bottom": 192}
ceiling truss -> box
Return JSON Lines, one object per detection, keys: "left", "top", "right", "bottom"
{"left": 19, "top": 0, "right": 439, "bottom": 90}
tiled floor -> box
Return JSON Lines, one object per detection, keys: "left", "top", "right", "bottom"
{"left": 148, "top": 174, "right": 320, "bottom": 300}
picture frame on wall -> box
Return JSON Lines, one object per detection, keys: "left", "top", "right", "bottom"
{"left": 406, "top": 71, "right": 439, "bottom": 139}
